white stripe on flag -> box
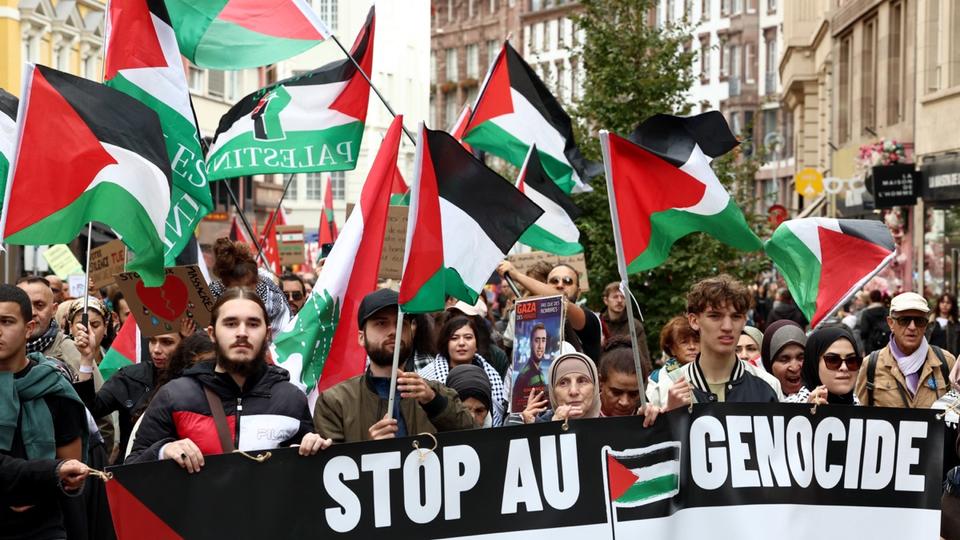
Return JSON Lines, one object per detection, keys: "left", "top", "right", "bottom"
{"left": 439, "top": 197, "right": 505, "bottom": 295}
{"left": 491, "top": 89, "right": 576, "bottom": 180}
{"left": 675, "top": 144, "right": 730, "bottom": 216}
{"left": 629, "top": 460, "right": 679, "bottom": 484}
{"left": 524, "top": 183, "right": 579, "bottom": 243}
{"left": 782, "top": 217, "right": 842, "bottom": 263}
{"left": 0, "top": 108, "right": 14, "bottom": 160}
{"left": 89, "top": 143, "right": 171, "bottom": 235}
{"left": 607, "top": 441, "right": 680, "bottom": 460}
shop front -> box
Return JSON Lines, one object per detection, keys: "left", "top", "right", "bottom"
{"left": 921, "top": 155, "right": 960, "bottom": 297}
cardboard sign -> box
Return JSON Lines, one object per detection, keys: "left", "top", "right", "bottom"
{"left": 345, "top": 204, "right": 409, "bottom": 280}
{"left": 506, "top": 251, "right": 590, "bottom": 292}
{"left": 88, "top": 239, "right": 126, "bottom": 287}
{"left": 115, "top": 265, "right": 216, "bottom": 337}
{"left": 67, "top": 274, "right": 86, "bottom": 298}
{"left": 277, "top": 224, "right": 305, "bottom": 266}
{"left": 43, "top": 244, "right": 83, "bottom": 279}
{"left": 510, "top": 295, "right": 565, "bottom": 413}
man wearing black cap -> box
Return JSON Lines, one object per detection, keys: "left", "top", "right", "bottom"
{"left": 313, "top": 289, "right": 476, "bottom": 443}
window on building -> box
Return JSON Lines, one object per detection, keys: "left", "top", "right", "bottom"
{"left": 305, "top": 173, "right": 323, "bottom": 200}
{"left": 702, "top": 0, "right": 711, "bottom": 20}
{"left": 838, "top": 33, "right": 852, "bottom": 143}
{"left": 316, "top": 0, "right": 338, "bottom": 32}
{"left": 208, "top": 70, "right": 226, "bottom": 98}
{"left": 288, "top": 175, "right": 299, "bottom": 201}
{"left": 330, "top": 171, "right": 345, "bottom": 201}
{"left": 685, "top": 0, "right": 694, "bottom": 20}
{"left": 888, "top": 1, "right": 903, "bottom": 123}
{"left": 951, "top": 0, "right": 960, "bottom": 86}
{"left": 926, "top": 0, "right": 941, "bottom": 93}
{"left": 448, "top": 0, "right": 454, "bottom": 23}
{"left": 466, "top": 45, "right": 479, "bottom": 78}
{"left": 730, "top": 112, "right": 741, "bottom": 135}
{"left": 431, "top": 51, "right": 437, "bottom": 85}
{"left": 444, "top": 92, "right": 458, "bottom": 128}
{"left": 745, "top": 43, "right": 755, "bottom": 83}
{"left": 556, "top": 60, "right": 566, "bottom": 101}
{"left": 490, "top": 0, "right": 497, "bottom": 13}
{"left": 746, "top": 0, "right": 756, "bottom": 13}
{"left": 721, "top": 0, "right": 731, "bottom": 16}
{"left": 720, "top": 40, "right": 729, "bottom": 78}
{"left": 730, "top": 44, "right": 741, "bottom": 80}
{"left": 429, "top": 96, "right": 437, "bottom": 128}
{"left": 667, "top": 0, "right": 676, "bottom": 23}
{"left": 487, "top": 40, "right": 500, "bottom": 66}
{"left": 446, "top": 48, "right": 458, "bottom": 81}
{"left": 765, "top": 33, "right": 777, "bottom": 93}
{"left": 763, "top": 109, "right": 778, "bottom": 147}
{"left": 226, "top": 71, "right": 241, "bottom": 100}
{"left": 732, "top": 0, "right": 742, "bottom": 15}
{"left": 767, "top": 0, "right": 776, "bottom": 13}
{"left": 862, "top": 17, "right": 877, "bottom": 133}
{"left": 188, "top": 65, "right": 203, "bottom": 92}
{"left": 468, "top": 0, "right": 475, "bottom": 18}
{"left": 700, "top": 36, "right": 711, "bottom": 81}
{"left": 263, "top": 64, "right": 278, "bottom": 86}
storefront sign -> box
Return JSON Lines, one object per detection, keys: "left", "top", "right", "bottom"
{"left": 869, "top": 164, "right": 918, "bottom": 208}
{"left": 921, "top": 156, "right": 960, "bottom": 202}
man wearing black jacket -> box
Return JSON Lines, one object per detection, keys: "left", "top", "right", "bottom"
{"left": 0, "top": 456, "right": 87, "bottom": 506}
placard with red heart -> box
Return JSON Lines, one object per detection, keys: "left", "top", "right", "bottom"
{"left": 115, "top": 265, "right": 215, "bottom": 337}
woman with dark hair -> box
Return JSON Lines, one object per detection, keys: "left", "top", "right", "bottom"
{"left": 418, "top": 316, "right": 507, "bottom": 426}
{"left": 929, "top": 293, "right": 960, "bottom": 356}
{"left": 209, "top": 237, "right": 291, "bottom": 334}
{"left": 785, "top": 325, "right": 861, "bottom": 405}
{"left": 403, "top": 313, "right": 439, "bottom": 372}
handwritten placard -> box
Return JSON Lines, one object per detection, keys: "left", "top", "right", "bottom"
{"left": 115, "top": 265, "right": 215, "bottom": 337}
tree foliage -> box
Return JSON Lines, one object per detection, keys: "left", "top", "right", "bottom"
{"left": 571, "top": 0, "right": 769, "bottom": 354}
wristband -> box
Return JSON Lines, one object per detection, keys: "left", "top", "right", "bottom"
{"left": 79, "top": 365, "right": 94, "bottom": 374}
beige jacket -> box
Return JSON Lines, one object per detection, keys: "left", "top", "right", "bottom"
{"left": 855, "top": 344, "right": 956, "bottom": 408}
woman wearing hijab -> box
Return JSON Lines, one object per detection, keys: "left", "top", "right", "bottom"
{"left": 446, "top": 364, "right": 493, "bottom": 428}
{"left": 761, "top": 320, "right": 807, "bottom": 397}
{"left": 517, "top": 352, "right": 601, "bottom": 423}
{"left": 785, "top": 325, "right": 862, "bottom": 405}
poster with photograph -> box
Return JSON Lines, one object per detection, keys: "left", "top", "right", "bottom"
{"left": 510, "top": 295, "right": 565, "bottom": 413}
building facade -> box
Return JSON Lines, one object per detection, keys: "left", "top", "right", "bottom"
{"left": 520, "top": 0, "right": 584, "bottom": 105}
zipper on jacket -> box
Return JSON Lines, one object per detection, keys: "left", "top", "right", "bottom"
{"left": 234, "top": 397, "right": 242, "bottom": 449}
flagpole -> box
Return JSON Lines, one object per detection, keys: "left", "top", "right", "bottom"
{"left": 223, "top": 181, "right": 271, "bottom": 269}
{"left": 253, "top": 173, "right": 296, "bottom": 269}
{"left": 385, "top": 305, "right": 405, "bottom": 421}
{"left": 82, "top": 222, "right": 93, "bottom": 329}
{"left": 329, "top": 34, "right": 416, "bottom": 145}
{"left": 599, "top": 131, "right": 648, "bottom": 409}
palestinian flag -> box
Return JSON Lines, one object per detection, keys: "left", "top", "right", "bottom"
{"left": 99, "top": 316, "right": 142, "bottom": 381}
{"left": 389, "top": 165, "right": 409, "bottom": 206}
{"left": 462, "top": 41, "right": 599, "bottom": 194}
{"left": 516, "top": 145, "right": 582, "bottom": 255}
{"left": 600, "top": 112, "right": 762, "bottom": 274}
{"left": 449, "top": 104, "right": 473, "bottom": 153}
{"left": 163, "top": 0, "right": 331, "bottom": 69}
{"left": 228, "top": 213, "right": 255, "bottom": 249}
{"left": 318, "top": 175, "right": 338, "bottom": 245}
{"left": 399, "top": 123, "right": 544, "bottom": 313}
{"left": 0, "top": 89, "right": 16, "bottom": 199}
{"left": 260, "top": 208, "right": 287, "bottom": 274}
{"left": 1, "top": 65, "right": 171, "bottom": 286}
{"left": 606, "top": 443, "right": 681, "bottom": 508}
{"left": 765, "top": 218, "right": 895, "bottom": 328}
{"left": 105, "top": 0, "right": 213, "bottom": 266}
{"left": 273, "top": 115, "right": 403, "bottom": 395}
{"left": 205, "top": 7, "right": 374, "bottom": 181}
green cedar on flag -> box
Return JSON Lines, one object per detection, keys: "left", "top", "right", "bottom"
{"left": 765, "top": 218, "right": 895, "bottom": 328}
{"left": 600, "top": 112, "right": 762, "bottom": 274}
{"left": 462, "top": 41, "right": 600, "bottom": 194}
{"left": 0, "top": 89, "right": 15, "bottom": 201}
{"left": 516, "top": 144, "right": 583, "bottom": 255}
{"left": 163, "top": 0, "right": 332, "bottom": 69}
{"left": 99, "top": 316, "right": 142, "bottom": 381}
{"left": 272, "top": 115, "right": 404, "bottom": 396}
{"left": 205, "top": 6, "right": 374, "bottom": 181}
{"left": 104, "top": 0, "right": 213, "bottom": 265}
{"left": 398, "top": 123, "right": 544, "bottom": 313}
{"left": 605, "top": 443, "right": 681, "bottom": 507}
{"left": 1, "top": 65, "right": 171, "bottom": 286}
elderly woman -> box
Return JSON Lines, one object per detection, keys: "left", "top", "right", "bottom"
{"left": 785, "top": 325, "right": 862, "bottom": 405}
{"left": 761, "top": 320, "right": 807, "bottom": 398}
{"left": 515, "top": 352, "right": 600, "bottom": 423}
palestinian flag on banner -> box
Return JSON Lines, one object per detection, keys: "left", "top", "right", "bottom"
{"left": 260, "top": 208, "right": 287, "bottom": 274}
{"left": 600, "top": 112, "right": 762, "bottom": 274}
{"left": 319, "top": 175, "right": 338, "bottom": 245}
{"left": 0, "top": 89, "right": 16, "bottom": 199}
{"left": 1, "top": 65, "right": 171, "bottom": 285}
{"left": 462, "top": 41, "right": 599, "bottom": 194}
{"left": 516, "top": 145, "right": 582, "bottom": 255}
{"left": 606, "top": 443, "right": 681, "bottom": 508}
{"left": 765, "top": 218, "right": 895, "bottom": 328}
{"left": 399, "top": 123, "right": 544, "bottom": 313}
{"left": 163, "top": 0, "right": 331, "bottom": 69}
{"left": 99, "top": 316, "right": 142, "bottom": 381}
{"left": 205, "top": 7, "right": 374, "bottom": 181}
{"left": 273, "top": 115, "right": 403, "bottom": 395}
{"left": 389, "top": 165, "right": 409, "bottom": 206}
{"left": 104, "top": 0, "right": 213, "bottom": 266}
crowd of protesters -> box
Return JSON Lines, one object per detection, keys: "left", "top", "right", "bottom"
{"left": 3, "top": 238, "right": 960, "bottom": 539}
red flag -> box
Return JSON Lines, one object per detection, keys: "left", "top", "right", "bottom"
{"left": 260, "top": 208, "right": 287, "bottom": 273}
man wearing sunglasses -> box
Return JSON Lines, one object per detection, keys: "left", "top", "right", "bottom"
{"left": 856, "top": 292, "right": 956, "bottom": 408}
{"left": 280, "top": 273, "right": 308, "bottom": 316}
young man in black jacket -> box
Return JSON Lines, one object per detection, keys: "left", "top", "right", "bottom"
{"left": 127, "top": 288, "right": 329, "bottom": 471}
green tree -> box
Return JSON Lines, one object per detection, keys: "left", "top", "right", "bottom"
{"left": 571, "top": 0, "right": 769, "bottom": 355}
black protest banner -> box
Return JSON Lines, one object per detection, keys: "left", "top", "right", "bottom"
{"left": 105, "top": 404, "right": 943, "bottom": 539}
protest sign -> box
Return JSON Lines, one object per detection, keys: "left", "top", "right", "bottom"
{"left": 115, "top": 265, "right": 215, "bottom": 337}
{"left": 510, "top": 295, "right": 565, "bottom": 412}
{"left": 66, "top": 274, "right": 86, "bottom": 298}
{"left": 105, "top": 404, "right": 942, "bottom": 540}
{"left": 507, "top": 250, "right": 590, "bottom": 291}
{"left": 88, "top": 239, "right": 126, "bottom": 286}
{"left": 277, "top": 224, "right": 305, "bottom": 266}
{"left": 42, "top": 244, "right": 83, "bottom": 279}
{"left": 345, "top": 204, "right": 408, "bottom": 279}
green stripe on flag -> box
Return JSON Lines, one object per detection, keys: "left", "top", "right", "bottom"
{"left": 401, "top": 266, "right": 480, "bottom": 314}
{"left": 198, "top": 18, "right": 321, "bottom": 69}
{"left": 763, "top": 225, "right": 822, "bottom": 322}
{"left": 614, "top": 474, "right": 679, "bottom": 504}
{"left": 98, "top": 352, "right": 133, "bottom": 381}
{"left": 464, "top": 122, "right": 577, "bottom": 194}
{"left": 519, "top": 224, "right": 583, "bottom": 255}
{"left": 0, "top": 153, "right": 8, "bottom": 206}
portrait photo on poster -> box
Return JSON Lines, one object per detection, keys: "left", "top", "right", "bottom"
{"left": 511, "top": 295, "right": 565, "bottom": 413}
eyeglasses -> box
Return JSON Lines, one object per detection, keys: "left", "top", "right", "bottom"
{"left": 284, "top": 291, "right": 304, "bottom": 301}
{"left": 893, "top": 315, "right": 928, "bottom": 328}
{"left": 821, "top": 353, "right": 862, "bottom": 371}
{"left": 548, "top": 276, "right": 575, "bottom": 286}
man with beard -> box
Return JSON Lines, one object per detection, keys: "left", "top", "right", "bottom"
{"left": 313, "top": 289, "right": 476, "bottom": 443}
{"left": 126, "top": 288, "right": 329, "bottom": 470}
{"left": 17, "top": 277, "right": 87, "bottom": 380}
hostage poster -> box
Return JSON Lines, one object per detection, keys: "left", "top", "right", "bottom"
{"left": 510, "top": 295, "right": 565, "bottom": 412}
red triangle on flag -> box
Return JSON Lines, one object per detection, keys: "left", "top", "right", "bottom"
{"left": 606, "top": 453, "right": 640, "bottom": 502}
{"left": 814, "top": 226, "right": 895, "bottom": 325}
{"left": 464, "top": 45, "right": 513, "bottom": 131}
{"left": 218, "top": 0, "right": 327, "bottom": 40}
{"left": 105, "top": 478, "right": 183, "bottom": 539}
{"left": 397, "top": 126, "right": 444, "bottom": 306}
{"left": 104, "top": 0, "right": 169, "bottom": 79}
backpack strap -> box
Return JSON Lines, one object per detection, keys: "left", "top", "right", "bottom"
{"left": 865, "top": 351, "right": 880, "bottom": 407}
{"left": 204, "top": 386, "right": 235, "bottom": 453}
{"left": 932, "top": 345, "right": 951, "bottom": 397}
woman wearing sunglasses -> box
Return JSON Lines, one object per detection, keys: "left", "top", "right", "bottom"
{"left": 785, "top": 325, "right": 862, "bottom": 405}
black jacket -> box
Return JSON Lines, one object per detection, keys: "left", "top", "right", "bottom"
{"left": 76, "top": 360, "right": 156, "bottom": 462}
{"left": 688, "top": 358, "right": 781, "bottom": 404}
{"left": 0, "top": 455, "right": 58, "bottom": 506}
{"left": 127, "top": 361, "right": 312, "bottom": 463}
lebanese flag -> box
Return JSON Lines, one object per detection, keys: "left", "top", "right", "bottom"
{"left": 399, "top": 123, "right": 544, "bottom": 313}
{"left": 273, "top": 115, "right": 403, "bottom": 395}
{"left": 516, "top": 145, "right": 582, "bottom": 255}
{"left": 600, "top": 112, "right": 762, "bottom": 274}
{"left": 318, "top": 175, "right": 338, "bottom": 245}
{"left": 0, "top": 89, "right": 15, "bottom": 199}
{"left": 260, "top": 208, "right": 288, "bottom": 274}
{"left": 462, "top": 41, "right": 599, "bottom": 194}
{"left": 1, "top": 64, "right": 171, "bottom": 286}
{"left": 163, "top": 0, "right": 331, "bottom": 69}
{"left": 99, "top": 316, "right": 142, "bottom": 381}
{"left": 765, "top": 218, "right": 895, "bottom": 328}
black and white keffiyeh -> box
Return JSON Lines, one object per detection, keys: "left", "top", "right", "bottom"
{"left": 419, "top": 353, "right": 506, "bottom": 426}
{"left": 26, "top": 319, "right": 59, "bottom": 355}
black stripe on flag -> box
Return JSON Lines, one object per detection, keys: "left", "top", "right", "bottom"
{"left": 0, "top": 88, "right": 16, "bottom": 121}
{"left": 524, "top": 145, "right": 581, "bottom": 219}
{"left": 611, "top": 445, "right": 680, "bottom": 471}
{"left": 424, "top": 127, "right": 544, "bottom": 253}
{"left": 34, "top": 65, "right": 170, "bottom": 178}
{"left": 837, "top": 219, "right": 895, "bottom": 251}
{"left": 628, "top": 111, "right": 739, "bottom": 167}
{"left": 146, "top": 0, "right": 172, "bottom": 24}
